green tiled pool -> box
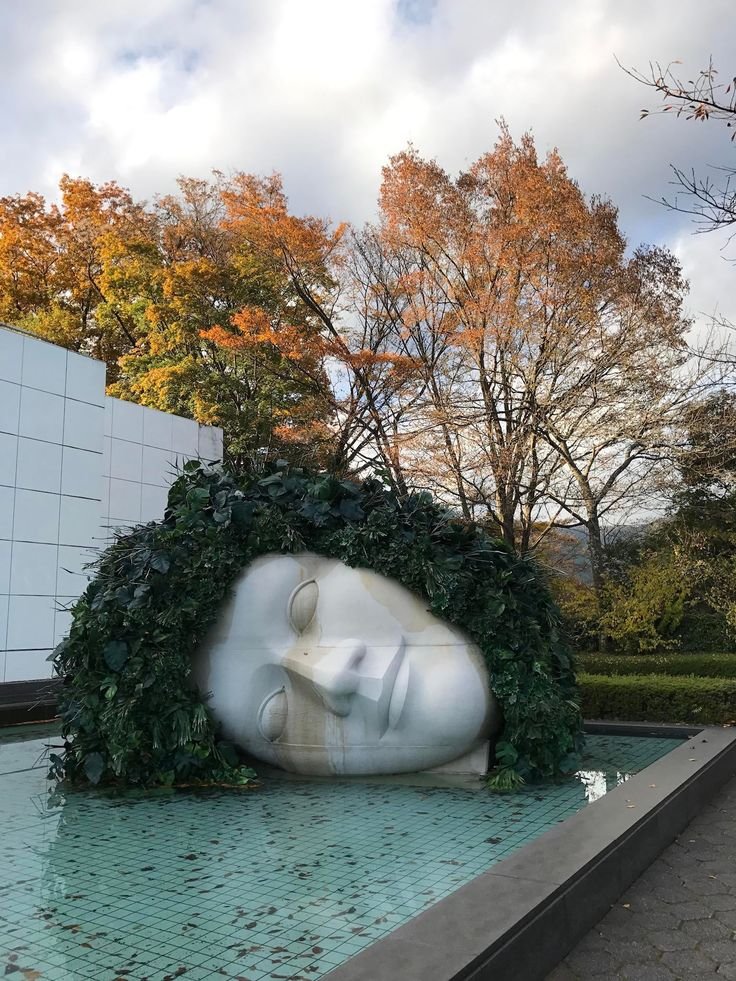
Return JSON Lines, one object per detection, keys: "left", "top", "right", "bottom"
{"left": 1, "top": 726, "right": 680, "bottom": 981}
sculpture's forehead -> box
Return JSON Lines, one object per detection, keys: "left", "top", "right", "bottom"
{"left": 234, "top": 552, "right": 461, "bottom": 641}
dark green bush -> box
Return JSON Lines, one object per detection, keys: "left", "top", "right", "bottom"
{"left": 548, "top": 574, "right": 601, "bottom": 652}
{"left": 676, "top": 609, "right": 735, "bottom": 653}
{"left": 578, "top": 653, "right": 736, "bottom": 678}
{"left": 51, "top": 461, "right": 583, "bottom": 789}
{"left": 598, "top": 550, "right": 689, "bottom": 653}
{"left": 580, "top": 672, "right": 736, "bottom": 724}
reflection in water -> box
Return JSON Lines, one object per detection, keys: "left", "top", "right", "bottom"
{"left": 0, "top": 731, "right": 680, "bottom": 981}
{"left": 576, "top": 768, "right": 630, "bottom": 803}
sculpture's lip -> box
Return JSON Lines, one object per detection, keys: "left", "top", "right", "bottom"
{"left": 382, "top": 640, "right": 408, "bottom": 734}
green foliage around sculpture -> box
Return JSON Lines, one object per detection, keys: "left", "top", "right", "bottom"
{"left": 50, "top": 461, "right": 583, "bottom": 790}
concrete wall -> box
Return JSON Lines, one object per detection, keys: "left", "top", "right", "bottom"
{"left": 0, "top": 326, "right": 223, "bottom": 684}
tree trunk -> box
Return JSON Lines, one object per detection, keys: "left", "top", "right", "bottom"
{"left": 585, "top": 510, "right": 609, "bottom": 651}
{"left": 494, "top": 487, "right": 517, "bottom": 549}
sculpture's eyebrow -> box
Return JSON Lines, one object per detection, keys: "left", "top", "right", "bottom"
{"left": 287, "top": 579, "right": 319, "bottom": 633}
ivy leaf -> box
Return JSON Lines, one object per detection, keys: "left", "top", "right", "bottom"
{"left": 311, "top": 477, "right": 338, "bottom": 501}
{"left": 339, "top": 498, "right": 365, "bottom": 522}
{"left": 217, "top": 741, "right": 240, "bottom": 767}
{"left": 49, "top": 639, "right": 69, "bottom": 661}
{"left": 187, "top": 487, "right": 211, "bottom": 509}
{"left": 150, "top": 553, "right": 171, "bottom": 574}
{"left": 232, "top": 501, "right": 255, "bottom": 527}
{"left": 83, "top": 752, "right": 105, "bottom": 785}
{"left": 494, "top": 741, "right": 519, "bottom": 767}
{"left": 300, "top": 500, "right": 331, "bottom": 524}
{"left": 103, "top": 640, "right": 129, "bottom": 672}
{"left": 128, "top": 585, "right": 151, "bottom": 610}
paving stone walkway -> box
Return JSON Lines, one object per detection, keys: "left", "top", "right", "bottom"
{"left": 548, "top": 774, "right": 736, "bottom": 980}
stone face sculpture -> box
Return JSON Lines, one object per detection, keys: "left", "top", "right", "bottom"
{"left": 193, "top": 552, "right": 499, "bottom": 777}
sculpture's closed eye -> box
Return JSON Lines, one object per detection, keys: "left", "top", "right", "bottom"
{"left": 258, "top": 688, "right": 288, "bottom": 741}
{"left": 288, "top": 579, "right": 319, "bottom": 634}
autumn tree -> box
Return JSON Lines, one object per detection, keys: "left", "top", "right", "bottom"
{"left": 0, "top": 173, "right": 339, "bottom": 469}
{"left": 531, "top": 243, "right": 701, "bottom": 594}
{"left": 219, "top": 129, "right": 699, "bottom": 593}
{"left": 353, "top": 130, "right": 697, "bottom": 594}
{"left": 0, "top": 143, "right": 710, "bottom": 593}
{"left": 111, "top": 174, "right": 337, "bottom": 469}
{"left": 0, "top": 176, "right": 154, "bottom": 375}
{"left": 219, "top": 172, "right": 427, "bottom": 488}
{"left": 368, "top": 134, "right": 617, "bottom": 550}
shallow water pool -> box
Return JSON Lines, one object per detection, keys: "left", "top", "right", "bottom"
{"left": 0, "top": 727, "right": 680, "bottom": 981}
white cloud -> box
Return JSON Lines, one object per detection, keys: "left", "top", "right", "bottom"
{"left": 674, "top": 230, "right": 736, "bottom": 345}
{"left": 1, "top": 0, "right": 734, "bottom": 326}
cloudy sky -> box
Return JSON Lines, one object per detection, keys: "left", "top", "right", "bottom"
{"left": 2, "top": 0, "right": 734, "bottom": 328}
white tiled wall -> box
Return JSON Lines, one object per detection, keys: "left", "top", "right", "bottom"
{"left": 101, "top": 398, "right": 222, "bottom": 531}
{"left": 0, "top": 326, "right": 223, "bottom": 684}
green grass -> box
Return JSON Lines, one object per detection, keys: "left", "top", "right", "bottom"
{"left": 579, "top": 672, "right": 736, "bottom": 725}
{"left": 577, "top": 652, "right": 736, "bottom": 679}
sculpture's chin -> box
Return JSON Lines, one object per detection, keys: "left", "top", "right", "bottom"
{"left": 248, "top": 737, "right": 495, "bottom": 777}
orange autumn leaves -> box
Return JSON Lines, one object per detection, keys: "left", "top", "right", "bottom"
{"left": 377, "top": 129, "right": 624, "bottom": 354}
{"left": 204, "top": 306, "right": 412, "bottom": 375}
{"left": 198, "top": 171, "right": 416, "bottom": 385}
{"left": 204, "top": 307, "right": 324, "bottom": 365}
{"left": 0, "top": 175, "right": 155, "bottom": 371}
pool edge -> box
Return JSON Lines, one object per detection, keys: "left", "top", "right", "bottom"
{"left": 0, "top": 679, "right": 61, "bottom": 726}
{"left": 323, "top": 723, "right": 736, "bottom": 981}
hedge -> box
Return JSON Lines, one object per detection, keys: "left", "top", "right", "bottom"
{"left": 578, "top": 653, "right": 736, "bottom": 679}
{"left": 579, "top": 672, "right": 736, "bottom": 725}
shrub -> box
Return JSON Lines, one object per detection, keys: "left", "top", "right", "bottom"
{"left": 599, "top": 551, "right": 689, "bottom": 654}
{"left": 579, "top": 672, "right": 736, "bottom": 724}
{"left": 578, "top": 653, "right": 736, "bottom": 679}
{"left": 51, "top": 461, "right": 583, "bottom": 789}
{"left": 548, "top": 574, "right": 601, "bottom": 652}
{"left": 676, "top": 607, "right": 735, "bottom": 653}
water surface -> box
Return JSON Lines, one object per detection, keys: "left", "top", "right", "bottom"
{"left": 0, "top": 727, "right": 680, "bottom": 981}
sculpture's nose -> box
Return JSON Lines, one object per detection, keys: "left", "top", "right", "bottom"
{"left": 287, "top": 640, "right": 366, "bottom": 717}
{"left": 283, "top": 637, "right": 406, "bottom": 729}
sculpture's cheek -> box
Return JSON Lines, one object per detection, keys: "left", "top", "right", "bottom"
{"left": 209, "top": 661, "right": 288, "bottom": 751}
{"left": 390, "top": 645, "right": 493, "bottom": 744}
